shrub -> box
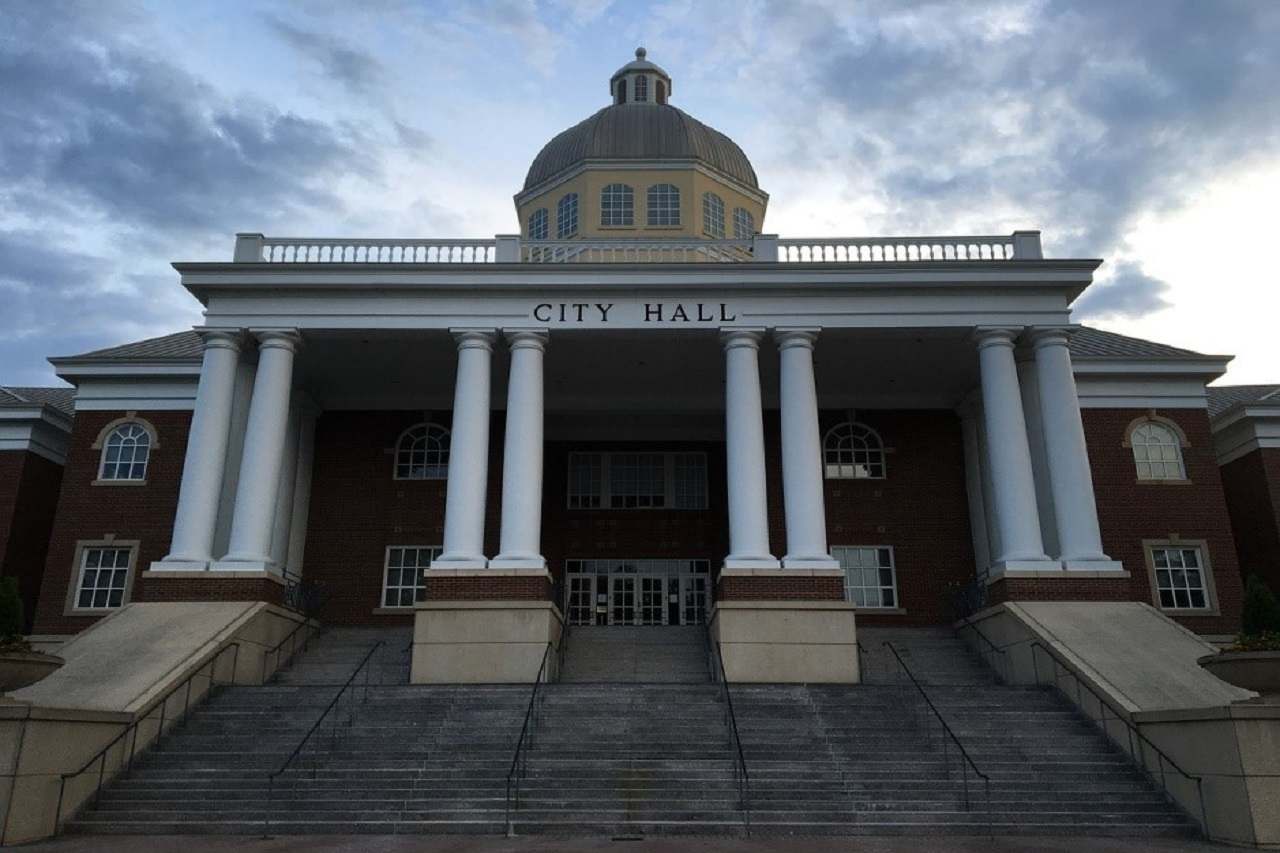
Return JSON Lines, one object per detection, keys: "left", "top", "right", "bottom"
{"left": 1241, "top": 575, "right": 1280, "bottom": 637}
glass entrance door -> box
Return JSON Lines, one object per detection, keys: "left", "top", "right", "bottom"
{"left": 609, "top": 576, "right": 637, "bottom": 625}
{"left": 565, "top": 559, "right": 710, "bottom": 627}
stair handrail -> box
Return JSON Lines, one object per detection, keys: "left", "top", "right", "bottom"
{"left": 504, "top": 640, "right": 554, "bottom": 836}
{"left": 954, "top": 617, "right": 1011, "bottom": 684}
{"left": 262, "top": 617, "right": 322, "bottom": 683}
{"left": 1027, "top": 640, "right": 1209, "bottom": 835}
{"left": 263, "top": 639, "right": 386, "bottom": 837}
{"left": 53, "top": 641, "right": 242, "bottom": 834}
{"left": 710, "top": 638, "right": 752, "bottom": 834}
{"left": 881, "top": 641, "right": 991, "bottom": 816}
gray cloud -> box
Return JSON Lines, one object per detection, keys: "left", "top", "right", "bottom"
{"left": 265, "top": 15, "right": 385, "bottom": 96}
{"left": 1071, "top": 261, "right": 1173, "bottom": 320}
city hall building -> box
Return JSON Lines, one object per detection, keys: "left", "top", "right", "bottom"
{"left": 28, "top": 49, "right": 1245, "bottom": 680}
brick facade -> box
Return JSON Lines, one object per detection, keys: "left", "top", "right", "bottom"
{"left": 1218, "top": 447, "right": 1280, "bottom": 595}
{"left": 0, "top": 450, "right": 64, "bottom": 632}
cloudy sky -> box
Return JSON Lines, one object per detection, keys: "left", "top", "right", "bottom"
{"left": 2, "top": 0, "right": 1279, "bottom": 386}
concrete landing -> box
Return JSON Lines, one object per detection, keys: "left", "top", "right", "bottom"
{"left": 560, "top": 626, "right": 709, "bottom": 682}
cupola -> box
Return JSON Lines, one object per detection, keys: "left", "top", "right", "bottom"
{"left": 610, "top": 47, "right": 672, "bottom": 105}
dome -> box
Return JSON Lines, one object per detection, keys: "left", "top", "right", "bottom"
{"left": 521, "top": 102, "right": 760, "bottom": 193}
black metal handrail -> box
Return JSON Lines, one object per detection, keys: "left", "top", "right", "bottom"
{"left": 53, "top": 642, "right": 242, "bottom": 834}
{"left": 954, "top": 617, "right": 1011, "bottom": 684}
{"left": 504, "top": 641, "right": 554, "bottom": 836}
{"left": 262, "top": 616, "right": 321, "bottom": 683}
{"left": 881, "top": 641, "right": 991, "bottom": 816}
{"left": 264, "top": 640, "right": 385, "bottom": 836}
{"left": 1028, "top": 640, "right": 1209, "bottom": 835}
{"left": 709, "top": 638, "right": 752, "bottom": 835}
{"left": 280, "top": 566, "right": 329, "bottom": 620}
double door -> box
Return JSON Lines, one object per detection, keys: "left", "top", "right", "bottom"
{"left": 565, "top": 567, "right": 708, "bottom": 627}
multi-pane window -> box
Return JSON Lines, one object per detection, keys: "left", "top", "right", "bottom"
{"left": 394, "top": 424, "right": 450, "bottom": 480}
{"left": 528, "top": 208, "right": 548, "bottom": 240}
{"left": 600, "top": 183, "right": 634, "bottom": 226}
{"left": 557, "top": 193, "right": 579, "bottom": 237}
{"left": 382, "top": 546, "right": 441, "bottom": 608}
{"left": 634, "top": 74, "right": 648, "bottom": 102}
{"left": 834, "top": 546, "right": 898, "bottom": 609}
{"left": 702, "top": 192, "right": 725, "bottom": 238}
{"left": 75, "top": 546, "right": 132, "bottom": 610}
{"left": 99, "top": 423, "right": 151, "bottom": 480}
{"left": 565, "top": 559, "right": 709, "bottom": 626}
{"left": 567, "top": 452, "right": 708, "bottom": 510}
{"left": 732, "top": 207, "right": 755, "bottom": 239}
{"left": 1131, "top": 422, "right": 1185, "bottom": 480}
{"left": 1151, "top": 546, "right": 1210, "bottom": 610}
{"left": 824, "top": 422, "right": 886, "bottom": 479}
{"left": 647, "top": 184, "right": 680, "bottom": 226}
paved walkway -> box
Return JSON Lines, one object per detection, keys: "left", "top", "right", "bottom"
{"left": 25, "top": 836, "right": 1238, "bottom": 853}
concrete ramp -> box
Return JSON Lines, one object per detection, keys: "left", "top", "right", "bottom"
{"left": 11, "top": 601, "right": 268, "bottom": 712}
{"left": 971, "top": 601, "right": 1253, "bottom": 712}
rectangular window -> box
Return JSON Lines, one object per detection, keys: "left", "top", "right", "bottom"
{"left": 833, "top": 545, "right": 898, "bottom": 609}
{"left": 75, "top": 546, "right": 134, "bottom": 610}
{"left": 566, "top": 452, "right": 709, "bottom": 510}
{"left": 383, "top": 546, "right": 441, "bottom": 608}
{"left": 1150, "top": 545, "right": 1210, "bottom": 610}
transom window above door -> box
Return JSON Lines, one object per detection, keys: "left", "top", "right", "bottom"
{"left": 567, "top": 451, "right": 708, "bottom": 510}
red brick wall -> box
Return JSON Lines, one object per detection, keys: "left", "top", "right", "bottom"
{"left": 1219, "top": 447, "right": 1280, "bottom": 595}
{"left": 0, "top": 450, "right": 64, "bottom": 632}
{"left": 988, "top": 408, "right": 1243, "bottom": 635}
{"left": 717, "top": 575, "right": 844, "bottom": 600}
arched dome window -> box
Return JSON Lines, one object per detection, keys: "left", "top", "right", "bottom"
{"left": 557, "top": 193, "right": 579, "bottom": 238}
{"left": 395, "top": 423, "right": 450, "bottom": 480}
{"left": 98, "top": 421, "right": 153, "bottom": 481}
{"left": 1127, "top": 419, "right": 1186, "bottom": 480}
{"left": 733, "top": 207, "right": 755, "bottom": 239}
{"left": 600, "top": 183, "right": 634, "bottom": 226}
{"left": 702, "top": 192, "right": 725, "bottom": 238}
{"left": 824, "top": 422, "right": 886, "bottom": 480}
{"left": 616, "top": 78, "right": 626, "bottom": 105}
{"left": 647, "top": 184, "right": 680, "bottom": 226}
{"left": 634, "top": 74, "right": 648, "bottom": 102}
{"left": 528, "top": 208, "right": 548, "bottom": 241}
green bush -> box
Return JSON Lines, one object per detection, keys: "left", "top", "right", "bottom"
{"left": 0, "top": 577, "right": 22, "bottom": 640}
{"left": 1241, "top": 575, "right": 1280, "bottom": 637}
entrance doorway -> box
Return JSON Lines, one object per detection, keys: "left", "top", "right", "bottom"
{"left": 564, "top": 559, "right": 710, "bottom": 627}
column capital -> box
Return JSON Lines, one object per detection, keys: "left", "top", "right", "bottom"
{"left": 774, "top": 328, "right": 819, "bottom": 350}
{"left": 253, "top": 329, "right": 302, "bottom": 352}
{"left": 972, "top": 326, "right": 1023, "bottom": 349}
{"left": 451, "top": 328, "right": 498, "bottom": 351}
{"left": 720, "top": 328, "right": 766, "bottom": 350}
{"left": 195, "top": 328, "right": 243, "bottom": 352}
{"left": 504, "top": 329, "right": 549, "bottom": 351}
{"left": 1026, "top": 325, "right": 1080, "bottom": 350}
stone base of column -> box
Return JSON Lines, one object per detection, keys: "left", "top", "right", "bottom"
{"left": 428, "top": 556, "right": 489, "bottom": 571}
{"left": 210, "top": 558, "right": 276, "bottom": 573}
{"left": 722, "top": 557, "right": 782, "bottom": 571}
{"left": 488, "top": 555, "right": 548, "bottom": 571}
{"left": 411, "top": 599, "right": 562, "bottom": 684}
{"left": 711, "top": 600, "right": 859, "bottom": 683}
{"left": 149, "top": 559, "right": 211, "bottom": 572}
{"left": 718, "top": 568, "right": 845, "bottom": 601}
{"left": 1062, "top": 558, "right": 1126, "bottom": 573}
{"left": 780, "top": 556, "right": 841, "bottom": 570}
{"left": 988, "top": 559, "right": 1059, "bottom": 577}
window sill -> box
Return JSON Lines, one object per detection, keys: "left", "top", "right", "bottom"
{"left": 1160, "top": 607, "right": 1221, "bottom": 617}
{"left": 92, "top": 479, "right": 147, "bottom": 487}
{"left": 1135, "top": 479, "right": 1193, "bottom": 486}
{"left": 372, "top": 607, "right": 418, "bottom": 616}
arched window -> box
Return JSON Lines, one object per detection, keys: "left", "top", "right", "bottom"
{"left": 557, "top": 193, "right": 579, "bottom": 238}
{"left": 616, "top": 79, "right": 626, "bottom": 104}
{"left": 528, "top": 208, "right": 548, "bottom": 240}
{"left": 1129, "top": 420, "right": 1186, "bottom": 480}
{"left": 647, "top": 184, "right": 680, "bottom": 226}
{"left": 702, "top": 192, "right": 725, "bottom": 238}
{"left": 656, "top": 79, "right": 667, "bottom": 104}
{"left": 600, "top": 183, "right": 634, "bottom": 226}
{"left": 824, "top": 422, "right": 886, "bottom": 479}
{"left": 99, "top": 423, "right": 152, "bottom": 481}
{"left": 634, "top": 74, "right": 648, "bottom": 102}
{"left": 395, "top": 423, "right": 450, "bottom": 480}
{"left": 733, "top": 207, "right": 755, "bottom": 239}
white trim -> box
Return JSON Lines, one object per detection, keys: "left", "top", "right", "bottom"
{"left": 382, "top": 544, "right": 441, "bottom": 609}
{"left": 66, "top": 539, "right": 139, "bottom": 614}
{"left": 831, "top": 545, "right": 900, "bottom": 609}
{"left": 1144, "top": 539, "right": 1220, "bottom": 616}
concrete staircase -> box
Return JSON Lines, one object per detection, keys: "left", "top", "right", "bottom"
{"left": 559, "top": 626, "right": 709, "bottom": 682}
{"left": 63, "top": 624, "right": 1199, "bottom": 838}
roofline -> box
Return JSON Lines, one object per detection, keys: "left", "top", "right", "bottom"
{"left": 1071, "top": 356, "right": 1233, "bottom": 379}
{"left": 0, "top": 405, "right": 74, "bottom": 430}
{"left": 516, "top": 158, "right": 769, "bottom": 207}
{"left": 1211, "top": 401, "right": 1280, "bottom": 428}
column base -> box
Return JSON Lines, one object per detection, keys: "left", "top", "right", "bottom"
{"left": 722, "top": 556, "right": 782, "bottom": 571}
{"left": 488, "top": 555, "right": 547, "bottom": 571}
{"left": 781, "top": 555, "right": 841, "bottom": 570}
{"left": 149, "top": 559, "right": 210, "bottom": 572}
{"left": 411, "top": 600, "right": 562, "bottom": 683}
{"left": 1062, "top": 558, "right": 1126, "bottom": 572}
{"left": 711, "top": 600, "right": 859, "bottom": 683}
{"left": 210, "top": 558, "right": 276, "bottom": 573}
{"left": 429, "top": 556, "right": 489, "bottom": 570}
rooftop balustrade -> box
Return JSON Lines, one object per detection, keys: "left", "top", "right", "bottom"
{"left": 231, "top": 230, "right": 1044, "bottom": 264}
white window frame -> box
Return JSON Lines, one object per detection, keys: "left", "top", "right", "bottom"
{"left": 823, "top": 421, "right": 887, "bottom": 480}
{"left": 1144, "top": 539, "right": 1218, "bottom": 614}
{"left": 94, "top": 419, "right": 157, "bottom": 483}
{"left": 381, "top": 545, "right": 442, "bottom": 608}
{"left": 600, "top": 183, "right": 634, "bottom": 227}
{"left": 67, "top": 539, "right": 138, "bottom": 613}
{"left": 833, "top": 545, "right": 899, "bottom": 609}
{"left": 557, "top": 193, "right": 579, "bottom": 238}
{"left": 1127, "top": 419, "right": 1187, "bottom": 481}
{"left": 528, "top": 207, "right": 548, "bottom": 240}
{"left": 393, "top": 423, "right": 450, "bottom": 480}
{"left": 647, "top": 183, "right": 680, "bottom": 226}
{"left": 567, "top": 451, "right": 708, "bottom": 510}
{"left": 732, "top": 206, "right": 754, "bottom": 239}
{"left": 702, "top": 192, "right": 725, "bottom": 238}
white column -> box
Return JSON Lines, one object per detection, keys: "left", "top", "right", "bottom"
{"left": 492, "top": 331, "right": 548, "bottom": 570}
{"left": 153, "top": 330, "right": 242, "bottom": 571}
{"left": 776, "top": 329, "right": 837, "bottom": 569}
{"left": 214, "top": 330, "right": 300, "bottom": 571}
{"left": 431, "top": 330, "right": 496, "bottom": 569}
{"left": 958, "top": 405, "right": 991, "bottom": 576}
{"left": 285, "top": 407, "right": 319, "bottom": 576}
{"left": 268, "top": 402, "right": 302, "bottom": 570}
{"left": 1031, "top": 328, "right": 1122, "bottom": 569}
{"left": 974, "top": 327, "right": 1051, "bottom": 568}
{"left": 722, "top": 329, "right": 778, "bottom": 569}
